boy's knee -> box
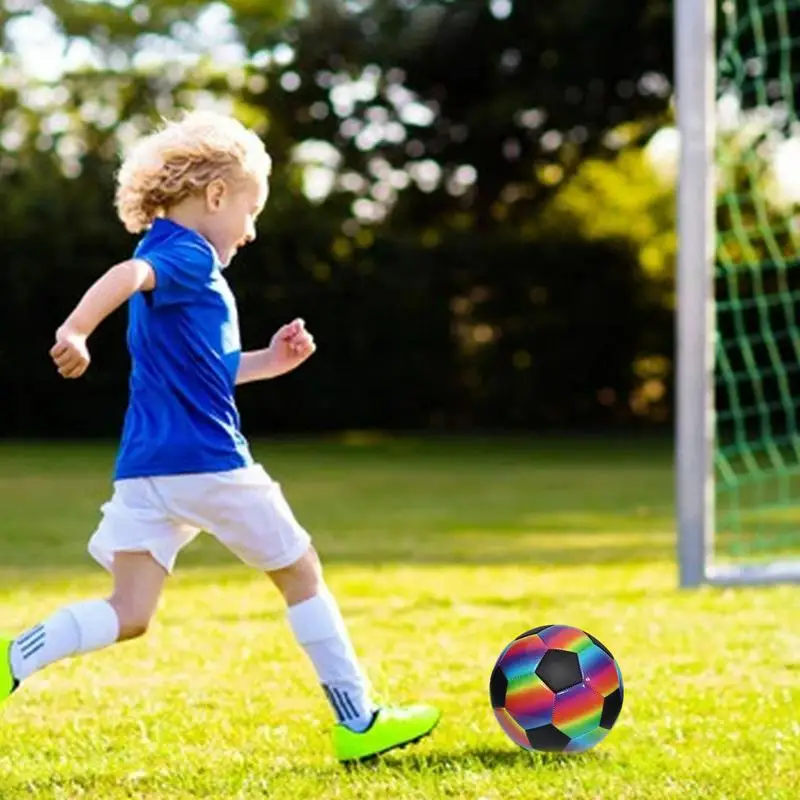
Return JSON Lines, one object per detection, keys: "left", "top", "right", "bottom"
{"left": 108, "top": 599, "right": 153, "bottom": 641}
{"left": 268, "top": 546, "right": 323, "bottom": 605}
{"left": 118, "top": 618, "right": 150, "bottom": 641}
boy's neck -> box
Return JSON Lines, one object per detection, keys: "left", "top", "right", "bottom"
{"left": 164, "top": 209, "right": 203, "bottom": 235}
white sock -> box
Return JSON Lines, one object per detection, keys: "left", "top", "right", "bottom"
{"left": 10, "top": 600, "right": 120, "bottom": 682}
{"left": 287, "top": 586, "right": 377, "bottom": 732}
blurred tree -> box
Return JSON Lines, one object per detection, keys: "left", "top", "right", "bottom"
{"left": 0, "top": 0, "right": 677, "bottom": 436}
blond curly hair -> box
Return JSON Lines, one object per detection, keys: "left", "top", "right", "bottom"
{"left": 115, "top": 111, "right": 273, "bottom": 234}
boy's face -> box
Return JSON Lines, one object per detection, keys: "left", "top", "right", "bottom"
{"left": 202, "top": 174, "right": 269, "bottom": 267}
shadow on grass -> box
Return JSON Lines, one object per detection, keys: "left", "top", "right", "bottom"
{"left": 379, "top": 744, "right": 606, "bottom": 771}
{"left": 0, "top": 529, "right": 676, "bottom": 578}
{"left": 0, "top": 436, "right": 677, "bottom": 574}
{"left": 279, "top": 745, "right": 606, "bottom": 781}
{"left": 311, "top": 533, "right": 675, "bottom": 567}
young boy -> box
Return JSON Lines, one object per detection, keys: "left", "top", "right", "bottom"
{"left": 0, "top": 111, "right": 439, "bottom": 763}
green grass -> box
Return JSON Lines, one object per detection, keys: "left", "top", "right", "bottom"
{"left": 0, "top": 437, "right": 797, "bottom": 799}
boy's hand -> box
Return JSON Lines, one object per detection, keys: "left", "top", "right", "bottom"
{"left": 268, "top": 318, "right": 316, "bottom": 370}
{"left": 50, "top": 326, "right": 91, "bottom": 379}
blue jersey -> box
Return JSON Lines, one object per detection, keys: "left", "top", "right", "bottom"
{"left": 114, "top": 218, "right": 253, "bottom": 480}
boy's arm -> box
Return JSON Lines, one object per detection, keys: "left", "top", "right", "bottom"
{"left": 60, "top": 259, "right": 155, "bottom": 337}
{"left": 237, "top": 348, "right": 300, "bottom": 385}
{"left": 51, "top": 259, "right": 155, "bottom": 379}
{"left": 236, "top": 319, "right": 316, "bottom": 385}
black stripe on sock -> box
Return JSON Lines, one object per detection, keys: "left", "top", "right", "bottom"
{"left": 324, "top": 685, "right": 349, "bottom": 722}
{"left": 21, "top": 640, "right": 45, "bottom": 660}
{"left": 333, "top": 688, "right": 354, "bottom": 721}
{"left": 20, "top": 632, "right": 45, "bottom": 658}
{"left": 17, "top": 624, "right": 44, "bottom": 646}
{"left": 339, "top": 690, "right": 360, "bottom": 720}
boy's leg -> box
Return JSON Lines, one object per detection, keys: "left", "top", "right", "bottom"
{"left": 268, "top": 547, "right": 440, "bottom": 762}
{"left": 268, "top": 547, "right": 376, "bottom": 731}
{"left": 182, "top": 466, "right": 378, "bottom": 730}
{"left": 107, "top": 551, "right": 168, "bottom": 640}
{"left": 187, "top": 464, "right": 440, "bottom": 761}
{"left": 2, "top": 552, "right": 167, "bottom": 697}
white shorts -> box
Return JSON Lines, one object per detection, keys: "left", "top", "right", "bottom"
{"left": 88, "top": 464, "right": 312, "bottom": 575}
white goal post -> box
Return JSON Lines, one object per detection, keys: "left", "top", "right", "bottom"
{"left": 675, "top": 0, "right": 800, "bottom": 587}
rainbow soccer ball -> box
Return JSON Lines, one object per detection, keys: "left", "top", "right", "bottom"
{"left": 490, "top": 624, "right": 624, "bottom": 753}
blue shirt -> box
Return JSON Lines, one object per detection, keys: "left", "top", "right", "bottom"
{"left": 114, "top": 218, "right": 253, "bottom": 480}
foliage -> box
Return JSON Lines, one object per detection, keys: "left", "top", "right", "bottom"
{"left": 0, "top": 0, "right": 676, "bottom": 434}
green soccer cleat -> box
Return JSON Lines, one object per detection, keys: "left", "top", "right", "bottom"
{"left": 332, "top": 704, "right": 441, "bottom": 763}
{"left": 0, "top": 638, "right": 18, "bottom": 702}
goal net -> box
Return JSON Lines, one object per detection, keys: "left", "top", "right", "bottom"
{"left": 678, "top": 0, "right": 800, "bottom": 584}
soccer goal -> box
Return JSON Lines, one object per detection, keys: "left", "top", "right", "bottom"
{"left": 677, "top": 0, "right": 800, "bottom": 586}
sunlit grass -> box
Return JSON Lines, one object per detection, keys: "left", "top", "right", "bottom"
{"left": 0, "top": 438, "right": 797, "bottom": 799}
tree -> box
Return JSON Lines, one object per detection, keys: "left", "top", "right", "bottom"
{"left": 0, "top": 0, "right": 678, "bottom": 435}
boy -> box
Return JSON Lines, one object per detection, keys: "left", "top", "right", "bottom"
{"left": 0, "top": 111, "right": 439, "bottom": 763}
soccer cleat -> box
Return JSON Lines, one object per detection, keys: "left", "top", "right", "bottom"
{"left": 332, "top": 704, "right": 441, "bottom": 763}
{"left": 0, "top": 637, "right": 19, "bottom": 702}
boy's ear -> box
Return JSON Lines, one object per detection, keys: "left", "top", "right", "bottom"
{"left": 205, "top": 179, "right": 227, "bottom": 211}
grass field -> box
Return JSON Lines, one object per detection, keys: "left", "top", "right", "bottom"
{"left": 0, "top": 437, "right": 797, "bottom": 799}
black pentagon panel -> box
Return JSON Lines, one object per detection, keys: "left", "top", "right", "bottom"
{"left": 490, "top": 665, "right": 508, "bottom": 708}
{"left": 587, "top": 632, "right": 614, "bottom": 660}
{"left": 515, "top": 625, "right": 551, "bottom": 641}
{"left": 525, "top": 723, "right": 571, "bottom": 752}
{"left": 600, "top": 688, "right": 623, "bottom": 730}
{"left": 535, "top": 649, "right": 582, "bottom": 693}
